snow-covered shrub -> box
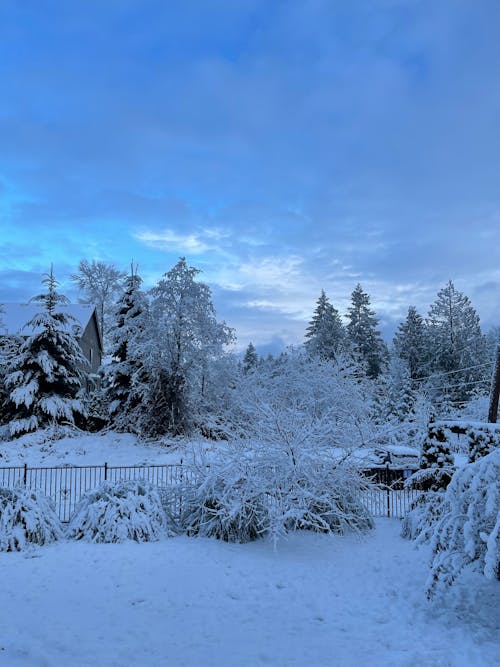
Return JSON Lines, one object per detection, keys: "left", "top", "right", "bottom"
{"left": 0, "top": 487, "right": 63, "bottom": 551}
{"left": 181, "top": 444, "right": 375, "bottom": 545}
{"left": 418, "top": 418, "right": 455, "bottom": 491}
{"left": 426, "top": 450, "right": 500, "bottom": 598}
{"left": 181, "top": 460, "right": 269, "bottom": 543}
{"left": 465, "top": 424, "right": 499, "bottom": 463}
{"left": 400, "top": 489, "right": 446, "bottom": 543}
{"left": 67, "top": 480, "right": 170, "bottom": 543}
{"left": 277, "top": 460, "right": 374, "bottom": 536}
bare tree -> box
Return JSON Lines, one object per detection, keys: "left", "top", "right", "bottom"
{"left": 71, "top": 259, "right": 126, "bottom": 348}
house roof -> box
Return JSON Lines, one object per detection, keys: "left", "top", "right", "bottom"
{"left": 0, "top": 303, "right": 101, "bottom": 348}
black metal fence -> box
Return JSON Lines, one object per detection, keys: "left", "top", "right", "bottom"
{"left": 0, "top": 462, "right": 195, "bottom": 522}
{"left": 0, "top": 462, "right": 419, "bottom": 522}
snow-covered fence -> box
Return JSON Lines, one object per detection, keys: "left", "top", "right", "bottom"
{"left": 0, "top": 462, "right": 419, "bottom": 522}
{"left": 0, "top": 463, "right": 195, "bottom": 522}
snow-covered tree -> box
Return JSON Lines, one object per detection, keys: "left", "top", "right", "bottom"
{"left": 426, "top": 281, "right": 489, "bottom": 402}
{"left": 346, "top": 284, "right": 387, "bottom": 378}
{"left": 105, "top": 268, "right": 148, "bottom": 430}
{"left": 71, "top": 259, "right": 126, "bottom": 349}
{"left": 5, "top": 267, "right": 89, "bottom": 436}
{"left": 305, "top": 290, "right": 346, "bottom": 361}
{"left": 426, "top": 450, "right": 500, "bottom": 598}
{"left": 142, "top": 258, "right": 234, "bottom": 436}
{"left": 393, "top": 306, "right": 428, "bottom": 380}
{"left": 225, "top": 348, "right": 372, "bottom": 452}
{"left": 243, "top": 342, "right": 259, "bottom": 373}
{"left": 416, "top": 416, "right": 455, "bottom": 491}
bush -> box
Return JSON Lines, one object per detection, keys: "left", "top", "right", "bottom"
{"left": 400, "top": 490, "right": 446, "bottom": 543}
{"left": 179, "top": 451, "right": 374, "bottom": 544}
{"left": 67, "top": 480, "right": 170, "bottom": 543}
{"left": 181, "top": 463, "right": 269, "bottom": 543}
{"left": 279, "top": 463, "right": 374, "bottom": 536}
{"left": 0, "top": 487, "right": 63, "bottom": 551}
{"left": 426, "top": 450, "right": 500, "bottom": 598}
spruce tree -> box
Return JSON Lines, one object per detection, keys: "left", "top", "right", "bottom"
{"left": 346, "top": 284, "right": 387, "bottom": 378}
{"left": 106, "top": 267, "right": 148, "bottom": 429}
{"left": 393, "top": 306, "right": 428, "bottom": 379}
{"left": 243, "top": 342, "right": 259, "bottom": 373}
{"left": 427, "top": 281, "right": 489, "bottom": 401}
{"left": 5, "top": 267, "right": 89, "bottom": 436}
{"left": 305, "top": 290, "right": 345, "bottom": 361}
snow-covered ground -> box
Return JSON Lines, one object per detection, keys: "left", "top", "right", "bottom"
{"left": 0, "top": 519, "right": 498, "bottom": 667}
{"left": 0, "top": 430, "right": 209, "bottom": 467}
{"left": 0, "top": 430, "right": 468, "bottom": 470}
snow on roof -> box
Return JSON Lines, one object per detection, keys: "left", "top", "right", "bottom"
{"left": 0, "top": 302, "right": 97, "bottom": 338}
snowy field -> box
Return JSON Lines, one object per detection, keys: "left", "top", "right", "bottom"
{"left": 1, "top": 519, "right": 498, "bottom": 667}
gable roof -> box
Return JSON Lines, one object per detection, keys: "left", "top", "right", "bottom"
{"left": 0, "top": 303, "right": 102, "bottom": 350}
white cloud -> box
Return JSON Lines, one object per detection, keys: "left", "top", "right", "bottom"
{"left": 134, "top": 228, "right": 214, "bottom": 254}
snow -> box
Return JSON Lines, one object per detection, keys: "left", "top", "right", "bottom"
{"left": 0, "top": 430, "right": 205, "bottom": 467}
{"left": 0, "top": 519, "right": 498, "bottom": 667}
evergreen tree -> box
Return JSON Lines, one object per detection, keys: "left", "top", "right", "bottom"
{"left": 427, "top": 281, "right": 489, "bottom": 401}
{"left": 243, "top": 342, "right": 259, "bottom": 373}
{"left": 5, "top": 267, "right": 89, "bottom": 436}
{"left": 106, "top": 267, "right": 148, "bottom": 430}
{"left": 418, "top": 416, "right": 455, "bottom": 491}
{"left": 346, "top": 284, "right": 387, "bottom": 378}
{"left": 305, "top": 290, "right": 345, "bottom": 360}
{"left": 393, "top": 306, "right": 428, "bottom": 379}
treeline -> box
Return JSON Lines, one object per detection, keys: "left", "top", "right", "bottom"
{"left": 0, "top": 258, "right": 497, "bottom": 440}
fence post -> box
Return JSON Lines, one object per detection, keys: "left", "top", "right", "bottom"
{"left": 179, "top": 459, "right": 183, "bottom": 520}
{"left": 23, "top": 463, "right": 28, "bottom": 486}
{"left": 386, "top": 464, "right": 391, "bottom": 518}
{"left": 104, "top": 462, "right": 108, "bottom": 481}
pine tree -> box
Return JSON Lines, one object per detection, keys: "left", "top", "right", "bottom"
{"left": 427, "top": 281, "right": 489, "bottom": 402}
{"left": 106, "top": 267, "right": 148, "bottom": 430}
{"left": 393, "top": 306, "right": 428, "bottom": 379}
{"left": 5, "top": 267, "right": 89, "bottom": 436}
{"left": 305, "top": 290, "right": 345, "bottom": 361}
{"left": 346, "top": 284, "right": 387, "bottom": 378}
{"left": 243, "top": 342, "right": 259, "bottom": 373}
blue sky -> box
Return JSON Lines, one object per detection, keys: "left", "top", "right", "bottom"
{"left": 1, "top": 0, "right": 499, "bottom": 351}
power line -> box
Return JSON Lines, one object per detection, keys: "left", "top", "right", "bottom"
{"left": 411, "top": 361, "right": 493, "bottom": 383}
{"left": 425, "top": 378, "right": 490, "bottom": 393}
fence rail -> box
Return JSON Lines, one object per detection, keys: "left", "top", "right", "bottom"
{"left": 0, "top": 462, "right": 419, "bottom": 522}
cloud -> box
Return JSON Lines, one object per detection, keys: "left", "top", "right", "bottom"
{"left": 134, "top": 228, "right": 215, "bottom": 255}
{"left": 1, "top": 0, "right": 500, "bottom": 348}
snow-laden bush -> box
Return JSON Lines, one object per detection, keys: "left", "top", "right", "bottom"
{"left": 400, "top": 490, "right": 446, "bottom": 543}
{"left": 180, "top": 446, "right": 374, "bottom": 544}
{"left": 465, "top": 424, "right": 499, "bottom": 463}
{"left": 282, "top": 461, "right": 375, "bottom": 536}
{"left": 0, "top": 487, "right": 63, "bottom": 551}
{"left": 426, "top": 450, "right": 500, "bottom": 598}
{"left": 417, "top": 419, "right": 455, "bottom": 492}
{"left": 182, "top": 461, "right": 269, "bottom": 543}
{"left": 67, "top": 480, "right": 170, "bottom": 543}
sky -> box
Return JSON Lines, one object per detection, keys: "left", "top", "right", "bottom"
{"left": 1, "top": 0, "right": 499, "bottom": 352}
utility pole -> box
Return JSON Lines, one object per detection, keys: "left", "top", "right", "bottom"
{"left": 488, "top": 343, "right": 500, "bottom": 423}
